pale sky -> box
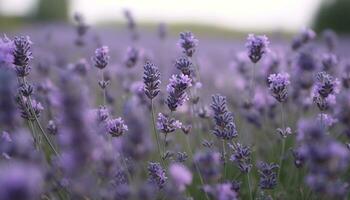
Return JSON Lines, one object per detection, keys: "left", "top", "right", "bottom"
{"left": 0, "top": 0, "right": 322, "bottom": 31}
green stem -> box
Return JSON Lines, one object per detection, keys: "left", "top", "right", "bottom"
{"left": 22, "top": 77, "right": 59, "bottom": 157}
{"left": 33, "top": 116, "right": 60, "bottom": 157}
{"left": 222, "top": 140, "right": 227, "bottom": 179}
{"left": 185, "top": 136, "right": 210, "bottom": 200}
{"left": 101, "top": 70, "right": 106, "bottom": 105}
{"left": 247, "top": 172, "right": 253, "bottom": 200}
{"left": 150, "top": 99, "right": 163, "bottom": 165}
{"left": 278, "top": 103, "right": 286, "bottom": 182}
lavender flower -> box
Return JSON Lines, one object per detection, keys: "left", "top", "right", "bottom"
{"left": 203, "top": 183, "right": 238, "bottom": 200}
{"left": 322, "top": 53, "right": 338, "bottom": 71}
{"left": 291, "top": 148, "right": 305, "bottom": 168}
{"left": 158, "top": 23, "right": 167, "bottom": 40}
{"left": 175, "top": 152, "right": 188, "bottom": 163}
{"left": 291, "top": 28, "right": 316, "bottom": 50}
{"left": 16, "top": 97, "right": 44, "bottom": 121}
{"left": 166, "top": 74, "right": 192, "bottom": 111}
{"left": 312, "top": 71, "right": 340, "bottom": 111}
{"left": 143, "top": 61, "right": 161, "bottom": 99}
{"left": 297, "top": 118, "right": 349, "bottom": 198}
{"left": 178, "top": 32, "right": 198, "bottom": 57}
{"left": 0, "top": 36, "right": 14, "bottom": 68}
{"left": 317, "top": 113, "right": 337, "bottom": 128}
{"left": 335, "top": 93, "right": 350, "bottom": 130}
{"left": 19, "top": 83, "right": 33, "bottom": 97}
{"left": 211, "top": 94, "right": 238, "bottom": 140}
{"left": 268, "top": 73, "right": 290, "bottom": 102}
{"left": 13, "top": 36, "right": 33, "bottom": 77}
{"left": 73, "top": 58, "right": 89, "bottom": 76}
{"left": 174, "top": 56, "right": 194, "bottom": 77}
{"left": 92, "top": 46, "right": 109, "bottom": 69}
{"left": 0, "top": 162, "right": 44, "bottom": 200}
{"left": 73, "top": 13, "right": 89, "bottom": 46}
{"left": 229, "top": 143, "right": 252, "bottom": 173}
{"left": 194, "top": 151, "right": 221, "bottom": 182}
{"left": 47, "top": 120, "right": 58, "bottom": 135}
{"left": 257, "top": 161, "right": 279, "bottom": 190}
{"left": 169, "top": 163, "right": 192, "bottom": 192}
{"left": 0, "top": 68, "right": 18, "bottom": 129}
{"left": 97, "top": 105, "right": 109, "bottom": 122}
{"left": 148, "top": 162, "right": 167, "bottom": 189}
{"left": 245, "top": 34, "right": 269, "bottom": 63}
{"left": 106, "top": 118, "right": 128, "bottom": 137}
{"left": 156, "top": 113, "right": 182, "bottom": 134}
{"left": 124, "top": 47, "right": 139, "bottom": 68}
{"left": 322, "top": 29, "right": 337, "bottom": 52}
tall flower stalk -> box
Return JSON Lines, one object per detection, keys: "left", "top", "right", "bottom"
{"left": 268, "top": 73, "right": 291, "bottom": 182}
{"left": 246, "top": 34, "right": 269, "bottom": 102}
{"left": 143, "top": 61, "right": 163, "bottom": 163}
{"left": 93, "top": 46, "right": 110, "bottom": 105}
{"left": 12, "top": 35, "right": 58, "bottom": 156}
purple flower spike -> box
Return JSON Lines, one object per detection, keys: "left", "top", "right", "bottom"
{"left": 246, "top": 34, "right": 269, "bottom": 63}
{"left": 92, "top": 46, "right": 109, "bottom": 70}
{"left": 148, "top": 162, "right": 167, "bottom": 189}
{"left": 0, "top": 36, "right": 14, "bottom": 68}
{"left": 106, "top": 117, "right": 128, "bottom": 137}
{"left": 178, "top": 32, "right": 198, "bottom": 57}
{"left": 156, "top": 113, "right": 182, "bottom": 135}
{"left": 166, "top": 74, "right": 192, "bottom": 111}
{"left": 268, "top": 73, "right": 290, "bottom": 102}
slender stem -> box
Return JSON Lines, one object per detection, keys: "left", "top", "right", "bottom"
{"left": 185, "top": 136, "right": 210, "bottom": 200}
{"left": 27, "top": 120, "right": 38, "bottom": 149}
{"left": 247, "top": 172, "right": 253, "bottom": 200}
{"left": 222, "top": 140, "right": 227, "bottom": 179}
{"left": 34, "top": 116, "right": 60, "bottom": 156}
{"left": 150, "top": 99, "right": 163, "bottom": 165}
{"left": 101, "top": 70, "right": 106, "bottom": 105}
{"left": 278, "top": 139, "right": 286, "bottom": 181}
{"left": 249, "top": 63, "right": 256, "bottom": 102}
{"left": 120, "top": 153, "right": 133, "bottom": 183}
{"left": 22, "top": 77, "right": 59, "bottom": 157}
{"left": 278, "top": 103, "right": 286, "bottom": 182}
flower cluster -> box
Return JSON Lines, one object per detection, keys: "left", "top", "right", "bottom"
{"left": 297, "top": 119, "right": 349, "bottom": 198}
{"left": 245, "top": 34, "right": 269, "bottom": 63}
{"left": 92, "top": 46, "right": 109, "bottom": 70}
{"left": 178, "top": 32, "right": 198, "bottom": 57}
{"left": 143, "top": 61, "right": 161, "bottom": 99}
{"left": 13, "top": 36, "right": 33, "bottom": 77}
{"left": 257, "top": 161, "right": 279, "bottom": 190}
{"left": 0, "top": 36, "right": 14, "bottom": 68}
{"left": 148, "top": 162, "right": 167, "bottom": 189}
{"left": 166, "top": 74, "right": 192, "bottom": 111}
{"left": 124, "top": 47, "right": 139, "bottom": 68}
{"left": 194, "top": 151, "right": 221, "bottom": 182}
{"left": 312, "top": 71, "right": 339, "bottom": 111}
{"left": 106, "top": 118, "right": 128, "bottom": 137}
{"left": 156, "top": 113, "right": 182, "bottom": 134}
{"left": 203, "top": 183, "right": 238, "bottom": 200}
{"left": 291, "top": 28, "right": 316, "bottom": 50}
{"left": 211, "top": 94, "right": 238, "bottom": 140}
{"left": 267, "top": 73, "right": 290, "bottom": 102}
{"left": 169, "top": 163, "right": 192, "bottom": 192}
{"left": 174, "top": 56, "right": 194, "bottom": 77}
{"left": 229, "top": 143, "right": 252, "bottom": 173}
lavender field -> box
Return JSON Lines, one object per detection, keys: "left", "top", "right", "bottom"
{"left": 1, "top": 11, "right": 350, "bottom": 200}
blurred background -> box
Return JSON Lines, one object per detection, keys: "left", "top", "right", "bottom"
{"left": 0, "top": 0, "right": 350, "bottom": 34}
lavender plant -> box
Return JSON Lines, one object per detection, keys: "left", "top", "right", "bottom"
{"left": 1, "top": 15, "right": 350, "bottom": 200}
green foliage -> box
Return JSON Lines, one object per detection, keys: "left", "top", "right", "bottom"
{"left": 313, "top": 0, "right": 350, "bottom": 33}
{"left": 34, "top": 0, "right": 68, "bottom": 22}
